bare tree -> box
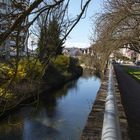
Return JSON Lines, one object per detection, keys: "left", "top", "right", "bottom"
{"left": 0, "top": 0, "right": 92, "bottom": 113}
{"left": 90, "top": 0, "right": 140, "bottom": 74}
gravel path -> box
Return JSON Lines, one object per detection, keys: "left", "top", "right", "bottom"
{"left": 114, "top": 64, "right": 140, "bottom": 140}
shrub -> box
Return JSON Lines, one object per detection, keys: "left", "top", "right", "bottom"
{"left": 53, "top": 55, "right": 70, "bottom": 71}
{"left": 25, "top": 59, "right": 43, "bottom": 79}
{"left": 68, "top": 57, "right": 79, "bottom": 72}
{"left": 0, "top": 58, "right": 43, "bottom": 83}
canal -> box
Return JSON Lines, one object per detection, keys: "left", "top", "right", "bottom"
{"left": 0, "top": 71, "right": 100, "bottom": 140}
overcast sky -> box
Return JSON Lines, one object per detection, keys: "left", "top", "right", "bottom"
{"left": 65, "top": 0, "right": 104, "bottom": 48}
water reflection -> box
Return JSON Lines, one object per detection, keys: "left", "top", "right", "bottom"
{"left": 83, "top": 68, "right": 100, "bottom": 79}
{"left": 0, "top": 73, "right": 100, "bottom": 140}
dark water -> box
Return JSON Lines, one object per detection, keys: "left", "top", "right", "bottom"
{"left": 0, "top": 73, "right": 100, "bottom": 140}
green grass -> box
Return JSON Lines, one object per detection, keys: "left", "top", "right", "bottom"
{"left": 123, "top": 66, "right": 140, "bottom": 82}
{"left": 129, "top": 71, "right": 140, "bottom": 81}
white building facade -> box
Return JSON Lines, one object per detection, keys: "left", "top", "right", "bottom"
{"left": 0, "top": 0, "right": 29, "bottom": 58}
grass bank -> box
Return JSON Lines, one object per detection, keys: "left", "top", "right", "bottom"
{"left": 122, "top": 65, "right": 140, "bottom": 82}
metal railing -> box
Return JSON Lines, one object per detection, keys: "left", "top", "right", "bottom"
{"left": 101, "top": 64, "right": 122, "bottom": 140}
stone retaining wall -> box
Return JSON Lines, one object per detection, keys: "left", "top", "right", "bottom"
{"left": 80, "top": 68, "right": 129, "bottom": 140}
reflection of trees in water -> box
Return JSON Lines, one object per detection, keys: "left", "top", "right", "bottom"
{"left": 39, "top": 80, "right": 78, "bottom": 117}
{"left": 0, "top": 114, "right": 23, "bottom": 139}
{"left": 83, "top": 68, "right": 100, "bottom": 79}
{"left": 65, "top": 80, "right": 78, "bottom": 93}
{"left": 66, "top": 80, "right": 77, "bottom": 89}
{"left": 83, "top": 68, "right": 94, "bottom": 78}
{"left": 35, "top": 70, "right": 100, "bottom": 118}
{"left": 66, "top": 80, "right": 79, "bottom": 95}
{"left": 40, "top": 93, "right": 57, "bottom": 118}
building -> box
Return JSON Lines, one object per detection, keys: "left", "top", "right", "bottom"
{"left": 0, "top": 0, "right": 29, "bottom": 58}
{"left": 120, "top": 47, "right": 140, "bottom": 62}
{"left": 63, "top": 47, "right": 83, "bottom": 57}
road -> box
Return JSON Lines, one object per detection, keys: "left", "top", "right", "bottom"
{"left": 114, "top": 64, "right": 140, "bottom": 140}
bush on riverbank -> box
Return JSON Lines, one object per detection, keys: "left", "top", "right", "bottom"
{"left": 0, "top": 56, "right": 82, "bottom": 93}
{"left": 53, "top": 55, "right": 70, "bottom": 72}
{"left": 0, "top": 55, "right": 83, "bottom": 111}
{"left": 43, "top": 55, "right": 83, "bottom": 88}
{"left": 0, "top": 58, "right": 43, "bottom": 103}
{"left": 0, "top": 58, "right": 43, "bottom": 84}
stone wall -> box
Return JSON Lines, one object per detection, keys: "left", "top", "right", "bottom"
{"left": 80, "top": 68, "right": 129, "bottom": 140}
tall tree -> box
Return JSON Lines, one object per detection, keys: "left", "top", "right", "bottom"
{"left": 38, "top": 15, "right": 64, "bottom": 61}
{"left": 47, "top": 16, "right": 64, "bottom": 56}
{"left": 38, "top": 26, "right": 47, "bottom": 61}
{"left": 90, "top": 0, "right": 140, "bottom": 74}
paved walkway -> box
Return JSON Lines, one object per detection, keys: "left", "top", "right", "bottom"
{"left": 114, "top": 64, "right": 140, "bottom": 140}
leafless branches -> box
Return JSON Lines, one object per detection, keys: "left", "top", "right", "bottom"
{"left": 0, "top": 0, "right": 92, "bottom": 112}
{"left": 90, "top": 0, "right": 140, "bottom": 74}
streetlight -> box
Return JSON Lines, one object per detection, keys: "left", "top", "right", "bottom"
{"left": 31, "top": 40, "right": 34, "bottom": 54}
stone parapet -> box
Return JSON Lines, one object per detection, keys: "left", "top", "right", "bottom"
{"left": 80, "top": 68, "right": 129, "bottom": 140}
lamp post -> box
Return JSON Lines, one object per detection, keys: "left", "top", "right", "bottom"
{"left": 31, "top": 40, "right": 34, "bottom": 54}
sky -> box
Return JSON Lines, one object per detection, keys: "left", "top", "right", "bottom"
{"left": 65, "top": 0, "right": 104, "bottom": 48}
{"left": 28, "top": 0, "right": 104, "bottom": 50}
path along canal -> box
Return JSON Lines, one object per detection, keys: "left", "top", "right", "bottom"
{"left": 0, "top": 70, "right": 100, "bottom": 140}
